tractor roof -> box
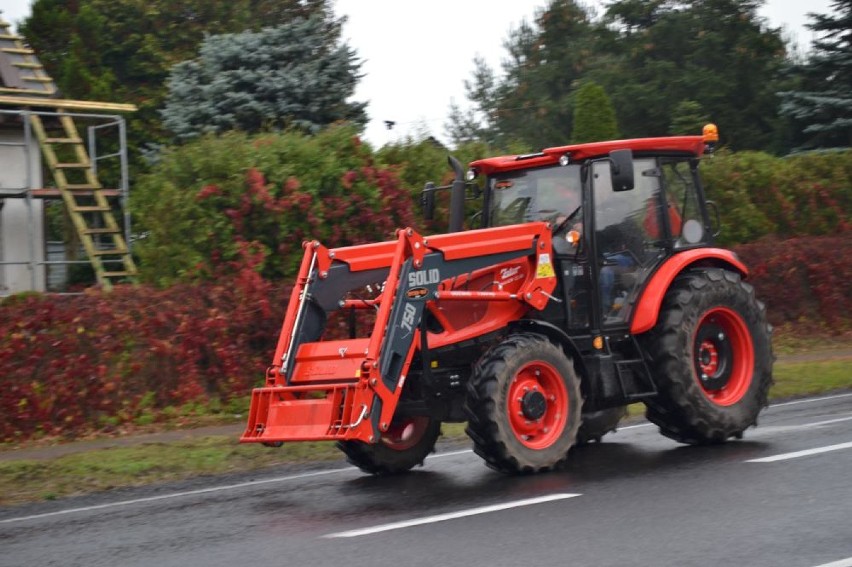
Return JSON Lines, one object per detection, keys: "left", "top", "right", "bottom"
{"left": 469, "top": 136, "right": 707, "bottom": 176}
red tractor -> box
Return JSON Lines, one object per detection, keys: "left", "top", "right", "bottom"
{"left": 240, "top": 126, "right": 773, "bottom": 474}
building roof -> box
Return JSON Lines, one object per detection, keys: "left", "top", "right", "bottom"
{"left": 0, "top": 17, "right": 57, "bottom": 98}
{"left": 0, "top": 17, "right": 135, "bottom": 113}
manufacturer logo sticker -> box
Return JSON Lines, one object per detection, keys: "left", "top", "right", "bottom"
{"left": 500, "top": 266, "right": 522, "bottom": 281}
{"left": 406, "top": 287, "right": 429, "bottom": 299}
{"left": 408, "top": 268, "right": 440, "bottom": 287}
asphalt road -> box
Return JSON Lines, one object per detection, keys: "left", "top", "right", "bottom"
{"left": 2, "top": 392, "right": 851, "bottom": 567}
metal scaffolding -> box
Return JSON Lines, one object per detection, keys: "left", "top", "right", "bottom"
{"left": 0, "top": 107, "right": 134, "bottom": 292}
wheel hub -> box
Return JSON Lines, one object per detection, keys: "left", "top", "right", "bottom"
{"left": 507, "top": 361, "right": 570, "bottom": 450}
{"left": 521, "top": 390, "right": 547, "bottom": 420}
{"left": 695, "top": 321, "right": 732, "bottom": 390}
{"left": 698, "top": 339, "right": 720, "bottom": 375}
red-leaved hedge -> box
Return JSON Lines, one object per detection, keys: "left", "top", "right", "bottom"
{"left": 0, "top": 268, "right": 289, "bottom": 442}
{"left": 732, "top": 233, "right": 852, "bottom": 331}
{"left": 1, "top": 234, "right": 848, "bottom": 442}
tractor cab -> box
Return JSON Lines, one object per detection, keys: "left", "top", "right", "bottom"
{"left": 465, "top": 136, "right": 715, "bottom": 333}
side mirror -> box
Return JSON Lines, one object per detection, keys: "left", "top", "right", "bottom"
{"left": 609, "top": 149, "right": 634, "bottom": 191}
{"left": 421, "top": 182, "right": 436, "bottom": 220}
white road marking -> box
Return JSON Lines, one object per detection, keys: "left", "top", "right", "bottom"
{"left": 323, "top": 493, "right": 581, "bottom": 538}
{"left": 746, "top": 441, "right": 852, "bottom": 463}
{"left": 430, "top": 448, "right": 472, "bottom": 458}
{"left": 751, "top": 414, "right": 852, "bottom": 436}
{"left": 618, "top": 422, "right": 653, "bottom": 430}
{"left": 802, "top": 416, "right": 852, "bottom": 428}
{"left": 769, "top": 392, "right": 852, "bottom": 408}
{"left": 811, "top": 557, "right": 852, "bottom": 567}
{"left": 611, "top": 392, "right": 852, "bottom": 433}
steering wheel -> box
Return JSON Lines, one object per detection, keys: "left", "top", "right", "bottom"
{"left": 535, "top": 209, "right": 561, "bottom": 224}
{"left": 553, "top": 205, "right": 583, "bottom": 234}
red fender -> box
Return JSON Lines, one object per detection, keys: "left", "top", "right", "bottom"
{"left": 630, "top": 248, "right": 749, "bottom": 335}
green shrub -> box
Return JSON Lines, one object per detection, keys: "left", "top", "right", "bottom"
{"left": 701, "top": 149, "right": 852, "bottom": 246}
{"left": 376, "top": 137, "right": 497, "bottom": 232}
{"left": 133, "top": 125, "right": 416, "bottom": 285}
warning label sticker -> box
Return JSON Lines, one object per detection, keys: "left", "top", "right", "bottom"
{"left": 536, "top": 253, "right": 555, "bottom": 278}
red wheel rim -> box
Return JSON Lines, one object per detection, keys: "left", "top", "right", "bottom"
{"left": 381, "top": 417, "right": 429, "bottom": 450}
{"left": 693, "top": 307, "right": 754, "bottom": 406}
{"left": 507, "top": 360, "right": 569, "bottom": 449}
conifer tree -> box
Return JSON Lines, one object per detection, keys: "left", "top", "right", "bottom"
{"left": 571, "top": 82, "right": 620, "bottom": 143}
{"left": 161, "top": 16, "right": 366, "bottom": 141}
{"left": 779, "top": 0, "right": 852, "bottom": 150}
{"left": 669, "top": 100, "right": 710, "bottom": 135}
{"left": 19, "top": 0, "right": 340, "bottom": 156}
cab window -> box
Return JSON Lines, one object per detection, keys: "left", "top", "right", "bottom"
{"left": 660, "top": 159, "right": 708, "bottom": 247}
{"left": 489, "top": 165, "right": 582, "bottom": 227}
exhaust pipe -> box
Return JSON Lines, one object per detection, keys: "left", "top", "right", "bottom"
{"left": 447, "top": 156, "right": 466, "bottom": 233}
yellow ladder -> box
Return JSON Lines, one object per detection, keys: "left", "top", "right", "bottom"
{"left": 29, "top": 111, "right": 138, "bottom": 290}
{"left": 0, "top": 18, "right": 56, "bottom": 96}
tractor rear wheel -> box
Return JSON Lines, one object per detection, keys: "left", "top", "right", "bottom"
{"left": 577, "top": 406, "right": 628, "bottom": 444}
{"left": 337, "top": 416, "right": 441, "bottom": 475}
{"left": 464, "top": 334, "right": 582, "bottom": 473}
{"left": 641, "top": 269, "right": 773, "bottom": 444}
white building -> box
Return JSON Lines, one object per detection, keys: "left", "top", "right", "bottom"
{"left": 0, "top": 118, "right": 45, "bottom": 293}
{"left": 0, "top": 16, "right": 51, "bottom": 294}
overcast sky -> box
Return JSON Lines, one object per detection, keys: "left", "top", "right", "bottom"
{"left": 1, "top": 0, "right": 835, "bottom": 147}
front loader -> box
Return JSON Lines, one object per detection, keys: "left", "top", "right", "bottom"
{"left": 241, "top": 126, "right": 774, "bottom": 474}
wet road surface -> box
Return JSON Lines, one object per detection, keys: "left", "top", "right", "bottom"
{"left": 2, "top": 393, "right": 851, "bottom": 567}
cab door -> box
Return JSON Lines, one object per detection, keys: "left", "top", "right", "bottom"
{"left": 590, "top": 158, "right": 668, "bottom": 326}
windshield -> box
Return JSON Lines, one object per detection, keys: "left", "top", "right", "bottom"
{"left": 489, "top": 164, "right": 583, "bottom": 227}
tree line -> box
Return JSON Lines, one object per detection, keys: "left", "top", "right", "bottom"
{"left": 446, "top": 0, "right": 850, "bottom": 153}
{"left": 19, "top": 0, "right": 850, "bottom": 158}
{"left": 19, "top": 0, "right": 353, "bottom": 159}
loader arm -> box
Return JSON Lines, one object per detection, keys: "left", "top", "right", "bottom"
{"left": 241, "top": 223, "right": 557, "bottom": 445}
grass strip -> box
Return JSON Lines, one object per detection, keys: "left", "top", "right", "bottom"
{"left": 0, "top": 437, "right": 345, "bottom": 506}
{"left": 771, "top": 360, "right": 850, "bottom": 398}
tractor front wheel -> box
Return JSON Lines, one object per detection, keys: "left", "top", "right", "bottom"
{"left": 337, "top": 416, "right": 441, "bottom": 475}
{"left": 641, "top": 269, "right": 773, "bottom": 444}
{"left": 465, "top": 334, "right": 582, "bottom": 473}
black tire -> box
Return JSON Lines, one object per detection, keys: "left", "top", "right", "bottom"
{"left": 576, "top": 406, "right": 628, "bottom": 444}
{"left": 464, "top": 334, "right": 582, "bottom": 474}
{"left": 337, "top": 416, "right": 441, "bottom": 475}
{"left": 640, "top": 268, "right": 773, "bottom": 444}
